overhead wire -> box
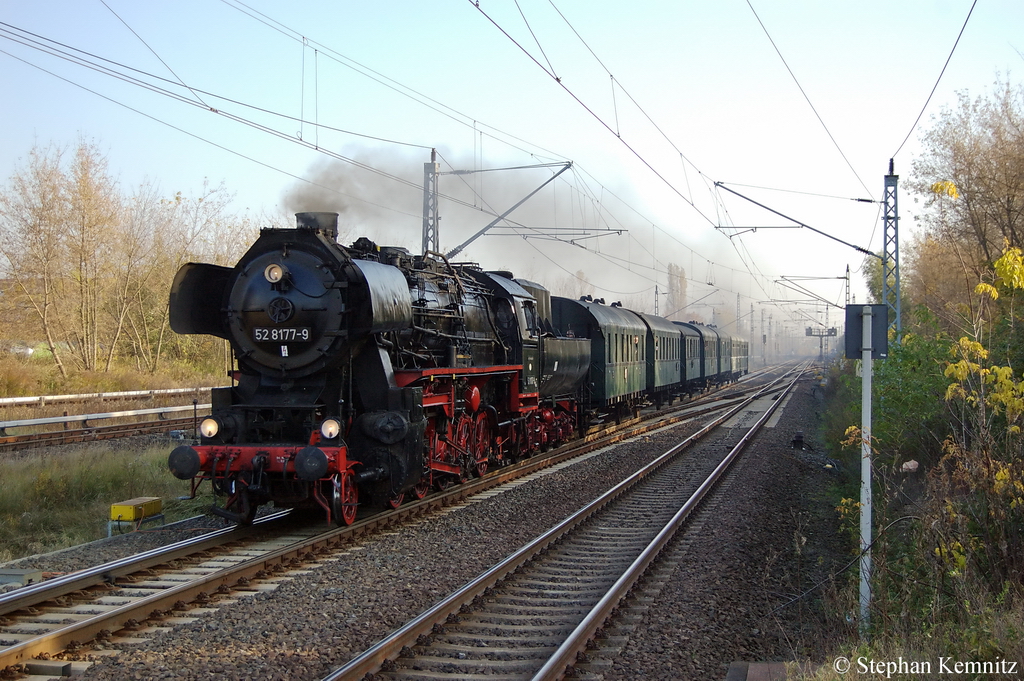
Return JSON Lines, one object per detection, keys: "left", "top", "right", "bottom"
{"left": 0, "top": 21, "right": 431, "bottom": 150}
{"left": 890, "top": 0, "right": 978, "bottom": 159}
{"left": 6, "top": 5, "right": 789, "bottom": 315}
{"left": 208, "top": 2, "right": 763, "bottom": 304}
{"left": 546, "top": 0, "right": 706, "bottom": 186}
{"left": 214, "top": 0, "right": 725, "bottom": 277}
{"left": 98, "top": 0, "right": 210, "bottom": 110}
{"left": 0, "top": 46, "right": 420, "bottom": 221}
{"left": 467, "top": 0, "right": 719, "bottom": 229}
{"left": 217, "top": 0, "right": 572, "bottom": 166}
{"left": 3, "top": 16, "right": 727, "bottom": 301}
{"left": 482, "top": 0, "right": 831, "bottom": 315}
{"left": 716, "top": 181, "right": 876, "bottom": 204}
{"left": 744, "top": 0, "right": 871, "bottom": 198}
{"left": 0, "top": 22, "right": 557, "bottom": 223}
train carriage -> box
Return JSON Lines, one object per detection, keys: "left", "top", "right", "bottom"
{"left": 732, "top": 337, "right": 750, "bottom": 380}
{"left": 627, "top": 310, "right": 682, "bottom": 406}
{"left": 718, "top": 330, "right": 734, "bottom": 382}
{"left": 674, "top": 321, "right": 718, "bottom": 388}
{"left": 677, "top": 322, "right": 703, "bottom": 392}
{"left": 550, "top": 297, "right": 647, "bottom": 408}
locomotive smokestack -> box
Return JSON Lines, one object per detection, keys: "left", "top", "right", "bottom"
{"left": 295, "top": 212, "right": 339, "bottom": 240}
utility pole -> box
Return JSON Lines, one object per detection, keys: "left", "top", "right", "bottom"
{"left": 845, "top": 304, "right": 887, "bottom": 641}
{"left": 760, "top": 308, "right": 766, "bottom": 366}
{"left": 882, "top": 160, "right": 901, "bottom": 340}
{"left": 845, "top": 265, "right": 851, "bottom": 307}
{"left": 421, "top": 154, "right": 586, "bottom": 260}
{"left": 422, "top": 150, "right": 439, "bottom": 254}
{"left": 825, "top": 305, "right": 831, "bottom": 357}
{"left": 859, "top": 307, "right": 874, "bottom": 639}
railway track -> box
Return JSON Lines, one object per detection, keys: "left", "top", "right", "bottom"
{"left": 324, "top": 365, "right": 805, "bottom": 680}
{"left": 0, "top": 368, "right": 786, "bottom": 676}
{"left": 0, "top": 416, "right": 199, "bottom": 451}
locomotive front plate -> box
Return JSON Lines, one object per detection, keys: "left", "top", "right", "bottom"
{"left": 252, "top": 327, "right": 312, "bottom": 342}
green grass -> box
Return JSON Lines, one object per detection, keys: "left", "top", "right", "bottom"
{"left": 0, "top": 442, "right": 216, "bottom": 562}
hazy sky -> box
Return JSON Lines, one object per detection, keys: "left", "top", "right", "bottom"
{"left": 1, "top": 1, "right": 1021, "bottom": 337}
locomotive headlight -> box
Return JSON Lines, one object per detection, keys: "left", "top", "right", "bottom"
{"left": 320, "top": 418, "right": 342, "bottom": 440}
{"left": 199, "top": 417, "right": 220, "bottom": 439}
{"left": 264, "top": 263, "right": 288, "bottom": 283}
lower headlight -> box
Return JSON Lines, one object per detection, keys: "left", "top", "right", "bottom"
{"left": 199, "top": 417, "right": 220, "bottom": 439}
{"left": 320, "top": 418, "right": 342, "bottom": 439}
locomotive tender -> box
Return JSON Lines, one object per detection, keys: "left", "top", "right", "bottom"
{"left": 168, "top": 212, "right": 748, "bottom": 524}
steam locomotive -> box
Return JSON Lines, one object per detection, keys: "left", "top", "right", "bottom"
{"left": 168, "top": 212, "right": 747, "bottom": 524}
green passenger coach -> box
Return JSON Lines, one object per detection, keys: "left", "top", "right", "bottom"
{"left": 628, "top": 310, "right": 682, "bottom": 406}
{"left": 550, "top": 297, "right": 647, "bottom": 406}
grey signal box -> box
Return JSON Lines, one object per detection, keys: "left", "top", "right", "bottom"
{"left": 845, "top": 305, "right": 889, "bottom": 360}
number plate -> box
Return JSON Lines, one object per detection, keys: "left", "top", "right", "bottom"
{"left": 253, "top": 327, "right": 311, "bottom": 342}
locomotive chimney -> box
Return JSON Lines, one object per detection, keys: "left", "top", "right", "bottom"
{"left": 295, "top": 212, "right": 339, "bottom": 240}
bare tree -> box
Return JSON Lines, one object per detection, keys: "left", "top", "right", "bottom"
{"left": 551, "top": 270, "right": 595, "bottom": 300}
{"left": 0, "top": 144, "right": 72, "bottom": 377}
{"left": 0, "top": 143, "right": 257, "bottom": 378}
{"left": 65, "top": 140, "right": 120, "bottom": 371}
{"left": 664, "top": 263, "right": 687, "bottom": 321}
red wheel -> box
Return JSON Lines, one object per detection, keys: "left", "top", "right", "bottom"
{"left": 331, "top": 473, "right": 358, "bottom": 526}
{"left": 473, "top": 413, "right": 491, "bottom": 477}
{"left": 455, "top": 415, "right": 473, "bottom": 482}
{"left": 455, "top": 415, "right": 472, "bottom": 451}
{"left": 411, "top": 476, "right": 430, "bottom": 500}
{"left": 387, "top": 493, "right": 404, "bottom": 509}
{"left": 225, "top": 490, "right": 258, "bottom": 525}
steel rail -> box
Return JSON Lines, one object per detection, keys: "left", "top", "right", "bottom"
{"left": 0, "top": 511, "right": 289, "bottom": 618}
{"left": 321, "top": 366, "right": 801, "bottom": 680}
{"left": 0, "top": 387, "right": 218, "bottom": 408}
{"left": 0, "top": 416, "right": 202, "bottom": 451}
{"left": 0, "top": 389, "right": 727, "bottom": 669}
{"left": 0, "top": 370, "right": 782, "bottom": 672}
{"left": 0, "top": 520, "right": 326, "bottom": 669}
{"left": 0, "top": 404, "right": 211, "bottom": 431}
{"left": 533, "top": 366, "right": 805, "bottom": 680}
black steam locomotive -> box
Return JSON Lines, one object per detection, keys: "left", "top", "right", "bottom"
{"left": 168, "top": 212, "right": 747, "bottom": 524}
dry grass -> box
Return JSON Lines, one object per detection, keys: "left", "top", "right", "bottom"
{"left": 0, "top": 440, "right": 214, "bottom": 562}
{"left": 0, "top": 353, "right": 222, "bottom": 400}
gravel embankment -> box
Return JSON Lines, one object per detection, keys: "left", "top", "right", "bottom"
{"left": 5, "top": 380, "right": 849, "bottom": 680}
{"left": 603, "top": 381, "right": 850, "bottom": 679}
{"left": 2, "top": 501, "right": 236, "bottom": 585}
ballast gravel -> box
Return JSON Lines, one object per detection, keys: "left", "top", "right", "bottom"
{"left": 4, "top": 380, "right": 849, "bottom": 680}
